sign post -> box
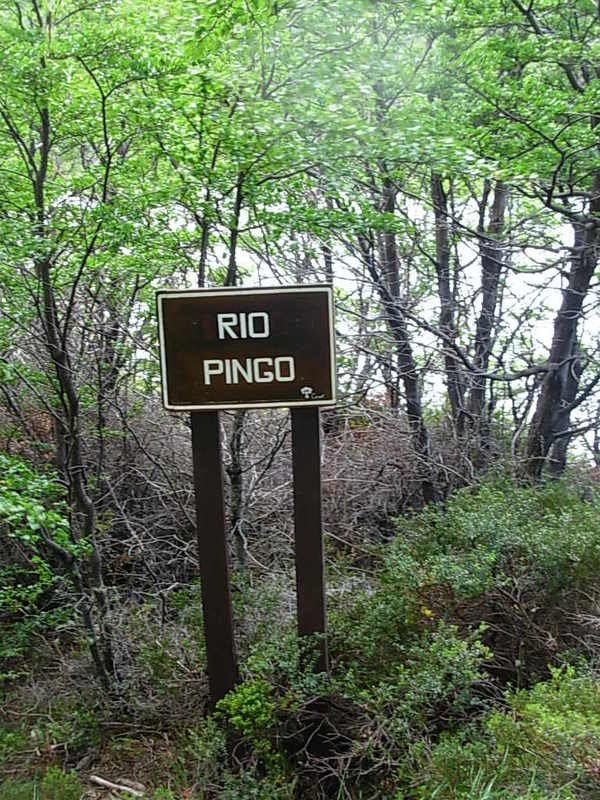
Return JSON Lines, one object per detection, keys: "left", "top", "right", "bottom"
{"left": 291, "top": 407, "right": 328, "bottom": 673}
{"left": 157, "top": 285, "right": 335, "bottom": 702}
{"left": 190, "top": 410, "right": 238, "bottom": 702}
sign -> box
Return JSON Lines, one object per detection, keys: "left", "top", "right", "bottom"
{"left": 156, "top": 284, "right": 334, "bottom": 701}
{"left": 157, "top": 285, "right": 336, "bottom": 411}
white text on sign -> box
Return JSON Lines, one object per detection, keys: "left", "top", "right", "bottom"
{"left": 205, "top": 312, "right": 295, "bottom": 385}
{"left": 203, "top": 357, "right": 295, "bottom": 385}
{"left": 217, "top": 312, "right": 270, "bottom": 339}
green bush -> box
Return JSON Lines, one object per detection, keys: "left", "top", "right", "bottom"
{"left": 216, "top": 677, "right": 277, "bottom": 743}
{"left": 0, "top": 778, "right": 33, "bottom": 800}
{"left": 0, "top": 767, "right": 84, "bottom": 800}
{"left": 390, "top": 478, "right": 600, "bottom": 599}
{"left": 28, "top": 703, "right": 102, "bottom": 754}
{"left": 364, "top": 623, "right": 491, "bottom": 742}
{"left": 368, "top": 477, "right": 600, "bottom": 685}
{"left": 0, "top": 454, "right": 81, "bottom": 672}
{"left": 186, "top": 716, "right": 228, "bottom": 785}
{"left": 321, "top": 478, "right": 600, "bottom": 797}
{"left": 0, "top": 726, "right": 28, "bottom": 769}
{"left": 211, "top": 633, "right": 333, "bottom": 786}
{"left": 152, "top": 789, "right": 178, "bottom": 800}
{"left": 328, "top": 574, "right": 422, "bottom": 687}
{"left": 39, "top": 766, "right": 84, "bottom": 800}
{"left": 241, "top": 629, "right": 330, "bottom": 703}
{"left": 219, "top": 770, "right": 296, "bottom": 799}
{"left": 154, "top": 715, "right": 295, "bottom": 799}
{"left": 412, "top": 666, "right": 600, "bottom": 799}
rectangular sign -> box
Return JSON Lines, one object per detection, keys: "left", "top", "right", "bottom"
{"left": 157, "top": 285, "right": 336, "bottom": 410}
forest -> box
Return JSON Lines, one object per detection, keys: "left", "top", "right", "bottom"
{"left": 1, "top": 0, "right": 600, "bottom": 797}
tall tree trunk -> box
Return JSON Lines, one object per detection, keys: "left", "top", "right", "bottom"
{"left": 380, "top": 173, "right": 401, "bottom": 301}
{"left": 467, "top": 180, "right": 508, "bottom": 449}
{"left": 430, "top": 173, "right": 465, "bottom": 433}
{"left": 525, "top": 195, "right": 600, "bottom": 478}
{"left": 322, "top": 194, "right": 334, "bottom": 283}
{"left": 225, "top": 173, "right": 244, "bottom": 287}
{"left": 226, "top": 409, "right": 248, "bottom": 570}
{"left": 223, "top": 181, "right": 248, "bottom": 565}
{"left": 360, "top": 172, "right": 436, "bottom": 503}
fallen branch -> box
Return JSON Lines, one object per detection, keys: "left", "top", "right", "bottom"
{"left": 89, "top": 775, "right": 145, "bottom": 797}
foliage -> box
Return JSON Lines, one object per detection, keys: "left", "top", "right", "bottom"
{"left": 215, "top": 633, "right": 330, "bottom": 775}
{"left": 382, "top": 477, "right": 600, "bottom": 685}
{"left": 217, "top": 677, "right": 277, "bottom": 743}
{"left": 389, "top": 477, "right": 600, "bottom": 601}
{"left": 412, "top": 666, "right": 600, "bottom": 799}
{"left": 39, "top": 767, "right": 85, "bottom": 800}
{"left": 0, "top": 454, "right": 78, "bottom": 673}
{"left": 2, "top": 476, "right": 600, "bottom": 797}
{"left": 241, "top": 630, "right": 331, "bottom": 702}
{"left": 150, "top": 714, "right": 295, "bottom": 799}
{"left": 185, "top": 716, "right": 228, "bottom": 786}
{"left": 0, "top": 726, "right": 28, "bottom": 770}
{"left": 324, "top": 477, "right": 600, "bottom": 792}
{"left": 364, "top": 624, "right": 491, "bottom": 742}
{"left": 0, "top": 767, "right": 84, "bottom": 800}
{"left": 29, "top": 702, "right": 102, "bottom": 754}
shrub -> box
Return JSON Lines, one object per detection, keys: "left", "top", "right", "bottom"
{"left": 365, "top": 623, "right": 492, "bottom": 742}
{"left": 391, "top": 478, "right": 600, "bottom": 598}
{"left": 0, "top": 767, "right": 84, "bottom": 800}
{"left": 328, "top": 571, "right": 422, "bottom": 687}
{"left": 39, "top": 766, "right": 85, "bottom": 800}
{"left": 383, "top": 478, "right": 600, "bottom": 684}
{"left": 161, "top": 714, "right": 295, "bottom": 799}
{"left": 216, "top": 677, "right": 277, "bottom": 744}
{"left": 0, "top": 726, "right": 28, "bottom": 769}
{"left": 0, "top": 778, "right": 33, "bottom": 800}
{"left": 29, "top": 703, "right": 102, "bottom": 755}
{"left": 0, "top": 454, "right": 80, "bottom": 674}
{"left": 412, "top": 666, "right": 600, "bottom": 799}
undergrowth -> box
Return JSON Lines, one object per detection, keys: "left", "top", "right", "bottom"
{"left": 1, "top": 476, "right": 599, "bottom": 799}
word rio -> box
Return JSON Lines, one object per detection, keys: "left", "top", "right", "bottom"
{"left": 217, "top": 312, "right": 269, "bottom": 340}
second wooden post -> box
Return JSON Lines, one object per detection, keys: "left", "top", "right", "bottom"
{"left": 291, "top": 406, "right": 329, "bottom": 674}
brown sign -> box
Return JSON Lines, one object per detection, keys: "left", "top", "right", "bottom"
{"left": 157, "top": 286, "right": 336, "bottom": 410}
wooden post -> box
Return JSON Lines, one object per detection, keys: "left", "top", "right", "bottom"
{"left": 191, "top": 411, "right": 238, "bottom": 703}
{"left": 291, "top": 407, "right": 329, "bottom": 674}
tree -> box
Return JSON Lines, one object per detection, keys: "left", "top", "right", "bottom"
{"left": 0, "top": 0, "right": 182, "bottom": 687}
{"left": 435, "top": 0, "right": 600, "bottom": 476}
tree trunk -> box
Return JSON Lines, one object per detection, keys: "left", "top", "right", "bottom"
{"left": 19, "top": 25, "right": 117, "bottom": 689}
{"left": 226, "top": 409, "right": 248, "bottom": 570}
{"left": 225, "top": 173, "right": 244, "bottom": 287}
{"left": 360, "top": 172, "right": 436, "bottom": 503}
{"left": 36, "top": 154, "right": 116, "bottom": 690}
{"left": 467, "top": 180, "right": 508, "bottom": 449}
{"left": 525, "top": 195, "right": 600, "bottom": 478}
{"left": 430, "top": 173, "right": 465, "bottom": 433}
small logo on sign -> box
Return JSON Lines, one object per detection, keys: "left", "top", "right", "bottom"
{"left": 299, "top": 386, "right": 325, "bottom": 400}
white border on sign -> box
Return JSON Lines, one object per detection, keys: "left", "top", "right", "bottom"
{"left": 156, "top": 285, "right": 337, "bottom": 411}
